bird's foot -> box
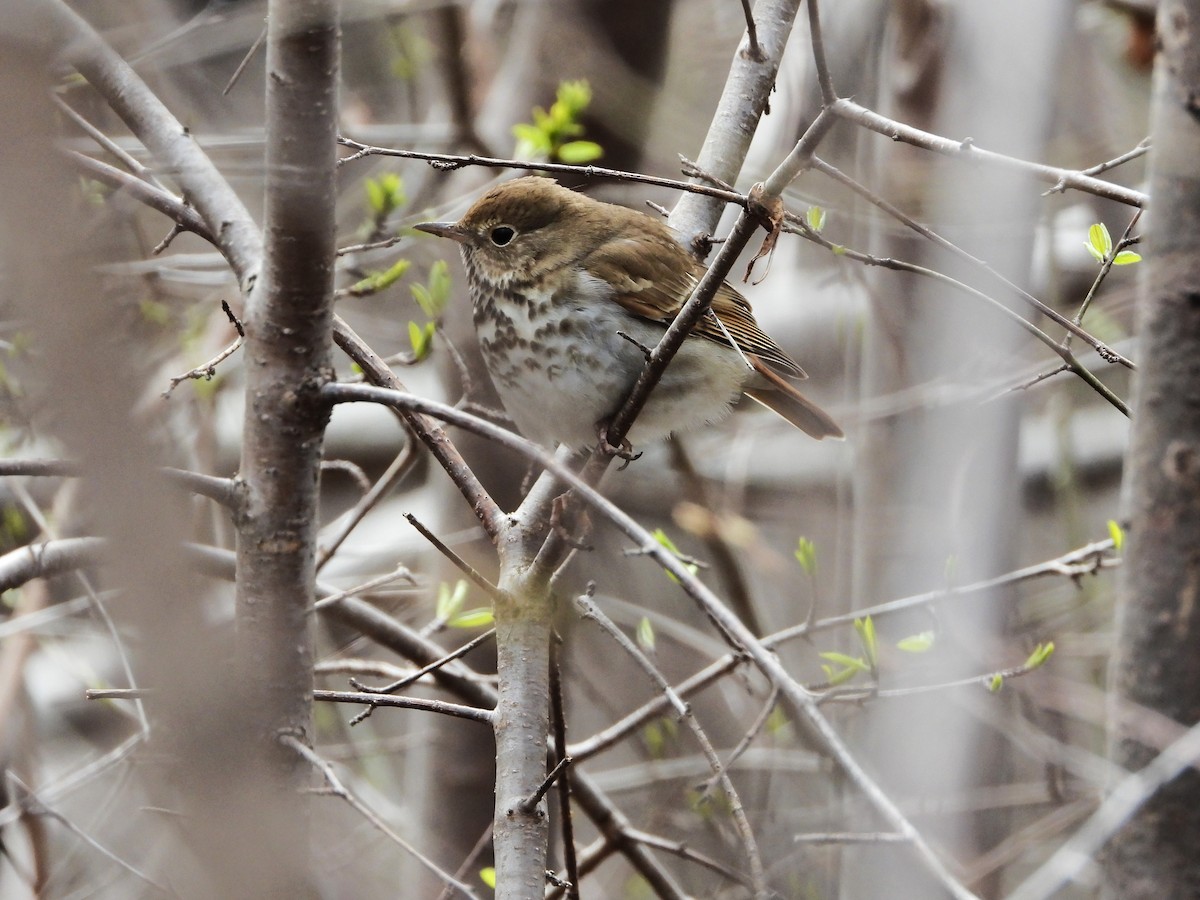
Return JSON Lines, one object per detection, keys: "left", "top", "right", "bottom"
{"left": 597, "top": 422, "right": 642, "bottom": 471}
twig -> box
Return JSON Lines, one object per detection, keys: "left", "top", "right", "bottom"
{"left": 1066, "top": 208, "right": 1144, "bottom": 348}
{"left": 281, "top": 735, "right": 482, "bottom": 900}
{"left": 311, "top": 567, "right": 418, "bottom": 612}
{"left": 12, "top": 485, "right": 149, "bottom": 735}
{"left": 549, "top": 642, "right": 580, "bottom": 899}
{"left": 1045, "top": 138, "right": 1150, "bottom": 193}
{"left": 335, "top": 234, "right": 405, "bottom": 257}
{"left": 810, "top": 156, "right": 1135, "bottom": 369}
{"left": 67, "top": 151, "right": 215, "bottom": 245}
{"left": 404, "top": 513, "right": 504, "bottom": 601}
{"left": 7, "top": 774, "right": 171, "bottom": 895}
{"left": 222, "top": 22, "right": 267, "bottom": 96}
{"left": 516, "top": 756, "right": 572, "bottom": 815}
{"left": 316, "top": 441, "right": 419, "bottom": 571}
{"left": 337, "top": 137, "right": 746, "bottom": 207}
{"left": 830, "top": 97, "right": 1147, "bottom": 208}
{"left": 625, "top": 828, "right": 753, "bottom": 887}
{"left": 574, "top": 589, "right": 767, "bottom": 897}
{"left": 0, "top": 459, "right": 80, "bottom": 477}
{"left": 793, "top": 832, "right": 910, "bottom": 845}
{"left": 738, "top": 0, "right": 764, "bottom": 61}
{"left": 782, "top": 215, "right": 1131, "bottom": 417}
{"left": 313, "top": 689, "right": 494, "bottom": 725}
{"left": 1007, "top": 719, "right": 1200, "bottom": 900}
{"left": 54, "top": 96, "right": 164, "bottom": 189}
{"left": 350, "top": 629, "right": 495, "bottom": 695}
{"left": 163, "top": 336, "right": 244, "bottom": 396}
{"left": 698, "top": 686, "right": 781, "bottom": 797}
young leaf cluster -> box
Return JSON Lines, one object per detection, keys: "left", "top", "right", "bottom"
{"left": 512, "top": 79, "right": 604, "bottom": 164}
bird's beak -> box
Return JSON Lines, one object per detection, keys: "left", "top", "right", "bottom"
{"left": 413, "top": 221, "right": 469, "bottom": 244}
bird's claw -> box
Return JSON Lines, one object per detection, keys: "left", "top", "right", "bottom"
{"left": 597, "top": 423, "right": 642, "bottom": 470}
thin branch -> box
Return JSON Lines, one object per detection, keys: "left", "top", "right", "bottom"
{"left": 782, "top": 216, "right": 1130, "bottom": 416}
{"left": 830, "top": 97, "right": 1147, "bottom": 208}
{"left": 793, "top": 832, "right": 911, "bottom": 845}
{"left": 331, "top": 317, "right": 506, "bottom": 542}
{"left": 7, "top": 774, "right": 170, "bottom": 895}
{"left": 549, "top": 642, "right": 580, "bottom": 900}
{"left": 281, "top": 736, "right": 482, "bottom": 900}
{"left": 516, "top": 756, "right": 572, "bottom": 815}
{"left": 54, "top": 96, "right": 163, "bottom": 188}
{"left": 311, "top": 567, "right": 418, "bottom": 612}
{"left": 42, "top": 0, "right": 263, "bottom": 287}
{"left": 313, "top": 689, "right": 494, "bottom": 725}
{"left": 625, "top": 828, "right": 753, "bottom": 887}
{"left": 738, "top": 0, "right": 764, "bottom": 61}
{"left": 349, "top": 629, "right": 496, "bottom": 696}
{"left": 404, "top": 513, "right": 504, "bottom": 601}
{"left": 810, "top": 156, "right": 1135, "bottom": 369}
{"left": 66, "top": 151, "right": 215, "bottom": 245}
{"left": 1045, "top": 137, "right": 1150, "bottom": 193}
{"left": 163, "top": 336, "right": 244, "bottom": 396}
{"left": 1007, "top": 719, "right": 1200, "bottom": 900}
{"left": 1066, "top": 208, "right": 1144, "bottom": 348}
{"left": 0, "top": 459, "right": 80, "bottom": 477}
{"left": 574, "top": 588, "right": 768, "bottom": 895}
{"left": 337, "top": 138, "right": 746, "bottom": 206}
{"left": 805, "top": 0, "right": 837, "bottom": 104}
{"left": 316, "top": 441, "right": 419, "bottom": 571}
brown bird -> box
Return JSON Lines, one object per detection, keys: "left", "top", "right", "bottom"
{"left": 415, "top": 176, "right": 842, "bottom": 451}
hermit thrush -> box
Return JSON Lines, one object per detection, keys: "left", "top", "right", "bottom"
{"left": 414, "top": 176, "right": 842, "bottom": 450}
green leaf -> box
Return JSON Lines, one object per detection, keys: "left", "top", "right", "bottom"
{"left": 944, "top": 554, "right": 958, "bottom": 586}
{"left": 364, "top": 173, "right": 405, "bottom": 218}
{"left": 447, "top": 607, "right": 495, "bottom": 629}
{"left": 821, "top": 662, "right": 863, "bottom": 687}
{"left": 1023, "top": 641, "right": 1055, "bottom": 670}
{"left": 854, "top": 616, "right": 878, "bottom": 667}
{"left": 1113, "top": 250, "right": 1142, "bottom": 265}
{"left": 479, "top": 867, "right": 496, "bottom": 889}
{"left": 435, "top": 579, "right": 468, "bottom": 620}
{"left": 988, "top": 674, "right": 1004, "bottom": 693}
{"left": 637, "top": 616, "right": 656, "bottom": 652}
{"left": 556, "top": 79, "right": 592, "bottom": 114}
{"left": 350, "top": 259, "right": 411, "bottom": 297}
{"left": 896, "top": 631, "right": 935, "bottom": 653}
{"left": 794, "top": 536, "right": 818, "bottom": 576}
{"left": 557, "top": 140, "right": 604, "bottom": 164}
{"left": 1108, "top": 519, "right": 1125, "bottom": 552}
{"left": 818, "top": 651, "right": 868, "bottom": 671}
{"left": 805, "top": 206, "right": 827, "bottom": 233}
{"left": 408, "top": 320, "right": 435, "bottom": 360}
{"left": 510, "top": 122, "right": 546, "bottom": 146}
{"left": 1086, "top": 222, "right": 1112, "bottom": 263}
{"left": 642, "top": 717, "right": 676, "bottom": 757}
{"left": 411, "top": 259, "right": 452, "bottom": 317}
{"left": 765, "top": 705, "right": 789, "bottom": 735}
{"left": 652, "top": 527, "right": 698, "bottom": 583}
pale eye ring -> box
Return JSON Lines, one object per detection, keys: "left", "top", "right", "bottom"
{"left": 490, "top": 225, "right": 516, "bottom": 246}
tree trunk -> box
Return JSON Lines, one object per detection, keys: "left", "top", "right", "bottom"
{"left": 1106, "top": 2, "right": 1200, "bottom": 897}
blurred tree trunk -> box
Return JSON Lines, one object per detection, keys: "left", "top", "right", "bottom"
{"left": 848, "top": 1, "right": 1072, "bottom": 896}
{"left": 1105, "top": 2, "right": 1200, "bottom": 896}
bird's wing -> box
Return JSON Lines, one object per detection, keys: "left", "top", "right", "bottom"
{"left": 584, "top": 235, "right": 805, "bottom": 378}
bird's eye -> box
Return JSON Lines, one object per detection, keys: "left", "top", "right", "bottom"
{"left": 490, "top": 225, "right": 516, "bottom": 246}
